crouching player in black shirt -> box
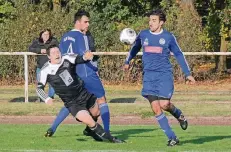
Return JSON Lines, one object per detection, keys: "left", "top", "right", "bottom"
{"left": 36, "top": 44, "right": 124, "bottom": 143}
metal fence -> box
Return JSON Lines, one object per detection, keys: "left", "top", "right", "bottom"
{"left": 1, "top": 51, "right": 231, "bottom": 103}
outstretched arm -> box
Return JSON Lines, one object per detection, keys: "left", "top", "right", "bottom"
{"left": 75, "top": 51, "right": 93, "bottom": 64}
{"left": 125, "top": 33, "right": 142, "bottom": 65}
{"left": 64, "top": 52, "right": 94, "bottom": 64}
{"left": 36, "top": 70, "right": 53, "bottom": 104}
{"left": 169, "top": 34, "right": 191, "bottom": 77}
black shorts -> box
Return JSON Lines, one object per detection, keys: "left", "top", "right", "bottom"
{"left": 68, "top": 94, "right": 97, "bottom": 117}
{"left": 146, "top": 95, "right": 170, "bottom": 103}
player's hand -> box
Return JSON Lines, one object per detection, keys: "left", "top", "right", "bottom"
{"left": 122, "top": 64, "right": 129, "bottom": 71}
{"left": 186, "top": 75, "right": 196, "bottom": 84}
{"left": 46, "top": 99, "right": 54, "bottom": 105}
{"left": 84, "top": 51, "right": 93, "bottom": 60}
{"left": 41, "top": 49, "right": 46, "bottom": 54}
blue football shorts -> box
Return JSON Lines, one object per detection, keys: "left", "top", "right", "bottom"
{"left": 80, "top": 72, "right": 105, "bottom": 98}
{"left": 142, "top": 71, "right": 174, "bottom": 99}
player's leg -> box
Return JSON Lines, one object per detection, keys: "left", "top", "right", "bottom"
{"left": 165, "top": 102, "right": 188, "bottom": 130}
{"left": 147, "top": 96, "right": 179, "bottom": 146}
{"left": 86, "top": 95, "right": 125, "bottom": 143}
{"left": 82, "top": 73, "right": 110, "bottom": 133}
{"left": 84, "top": 96, "right": 102, "bottom": 141}
{"left": 142, "top": 72, "right": 178, "bottom": 146}
{"left": 97, "top": 96, "right": 110, "bottom": 133}
{"left": 69, "top": 102, "right": 123, "bottom": 143}
{"left": 158, "top": 74, "right": 188, "bottom": 130}
{"left": 45, "top": 106, "right": 70, "bottom": 137}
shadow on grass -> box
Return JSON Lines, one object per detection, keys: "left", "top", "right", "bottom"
{"left": 111, "top": 128, "right": 155, "bottom": 140}
{"left": 76, "top": 138, "right": 88, "bottom": 142}
{"left": 109, "top": 98, "right": 136, "bottom": 103}
{"left": 181, "top": 135, "right": 231, "bottom": 145}
{"left": 9, "top": 96, "right": 41, "bottom": 102}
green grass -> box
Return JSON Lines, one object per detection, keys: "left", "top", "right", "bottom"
{"left": 0, "top": 83, "right": 231, "bottom": 151}
{"left": 1, "top": 84, "right": 231, "bottom": 102}
{"left": 0, "top": 124, "right": 231, "bottom": 152}
{"left": 1, "top": 101, "right": 231, "bottom": 117}
{"left": 0, "top": 84, "right": 231, "bottom": 117}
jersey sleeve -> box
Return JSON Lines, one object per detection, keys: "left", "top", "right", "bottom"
{"left": 87, "top": 31, "right": 99, "bottom": 61}
{"left": 125, "top": 32, "right": 142, "bottom": 64}
{"left": 36, "top": 69, "right": 51, "bottom": 103}
{"left": 169, "top": 34, "right": 191, "bottom": 77}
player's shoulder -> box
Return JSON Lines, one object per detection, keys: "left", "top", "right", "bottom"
{"left": 40, "top": 62, "right": 50, "bottom": 72}
{"left": 61, "top": 30, "right": 82, "bottom": 42}
{"left": 162, "top": 29, "right": 175, "bottom": 38}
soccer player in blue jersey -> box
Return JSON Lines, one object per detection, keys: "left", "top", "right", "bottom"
{"left": 44, "top": 10, "right": 110, "bottom": 139}
{"left": 123, "top": 9, "right": 195, "bottom": 146}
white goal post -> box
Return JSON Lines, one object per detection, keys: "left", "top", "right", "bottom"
{"left": 0, "top": 51, "right": 231, "bottom": 103}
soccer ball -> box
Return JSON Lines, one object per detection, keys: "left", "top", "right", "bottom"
{"left": 119, "top": 28, "right": 137, "bottom": 45}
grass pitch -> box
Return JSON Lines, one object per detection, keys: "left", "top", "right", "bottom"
{"left": 0, "top": 82, "right": 231, "bottom": 151}
{"left": 0, "top": 124, "right": 231, "bottom": 152}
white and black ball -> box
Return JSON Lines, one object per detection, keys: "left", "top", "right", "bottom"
{"left": 119, "top": 28, "right": 137, "bottom": 45}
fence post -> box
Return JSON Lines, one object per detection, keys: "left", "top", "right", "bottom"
{"left": 24, "top": 54, "right": 29, "bottom": 103}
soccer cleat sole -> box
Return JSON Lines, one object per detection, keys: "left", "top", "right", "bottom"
{"left": 179, "top": 119, "right": 188, "bottom": 130}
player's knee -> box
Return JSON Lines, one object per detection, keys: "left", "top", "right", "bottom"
{"left": 161, "top": 102, "right": 171, "bottom": 110}
{"left": 150, "top": 101, "right": 162, "bottom": 115}
{"left": 151, "top": 105, "right": 162, "bottom": 115}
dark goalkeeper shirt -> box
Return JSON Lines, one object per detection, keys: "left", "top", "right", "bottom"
{"left": 36, "top": 55, "right": 92, "bottom": 107}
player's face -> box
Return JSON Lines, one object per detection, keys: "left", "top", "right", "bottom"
{"left": 149, "top": 15, "right": 164, "bottom": 33}
{"left": 49, "top": 47, "right": 62, "bottom": 64}
{"left": 78, "top": 15, "right": 90, "bottom": 32}
{"left": 41, "top": 31, "right": 50, "bottom": 43}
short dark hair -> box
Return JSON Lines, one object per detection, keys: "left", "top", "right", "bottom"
{"left": 39, "top": 29, "right": 52, "bottom": 43}
{"left": 46, "top": 44, "right": 59, "bottom": 56}
{"left": 147, "top": 9, "right": 166, "bottom": 22}
{"left": 74, "top": 9, "right": 90, "bottom": 23}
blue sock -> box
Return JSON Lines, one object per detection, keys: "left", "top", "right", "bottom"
{"left": 156, "top": 112, "right": 176, "bottom": 140}
{"left": 99, "top": 103, "right": 110, "bottom": 132}
{"left": 51, "top": 107, "right": 69, "bottom": 132}
{"left": 170, "top": 106, "right": 182, "bottom": 119}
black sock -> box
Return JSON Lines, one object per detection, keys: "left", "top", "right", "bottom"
{"left": 90, "top": 123, "right": 113, "bottom": 141}
{"left": 85, "top": 115, "right": 98, "bottom": 131}
{"left": 90, "top": 123, "right": 104, "bottom": 135}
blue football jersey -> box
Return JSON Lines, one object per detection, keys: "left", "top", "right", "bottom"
{"left": 125, "top": 29, "right": 190, "bottom": 76}
{"left": 59, "top": 29, "right": 98, "bottom": 78}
